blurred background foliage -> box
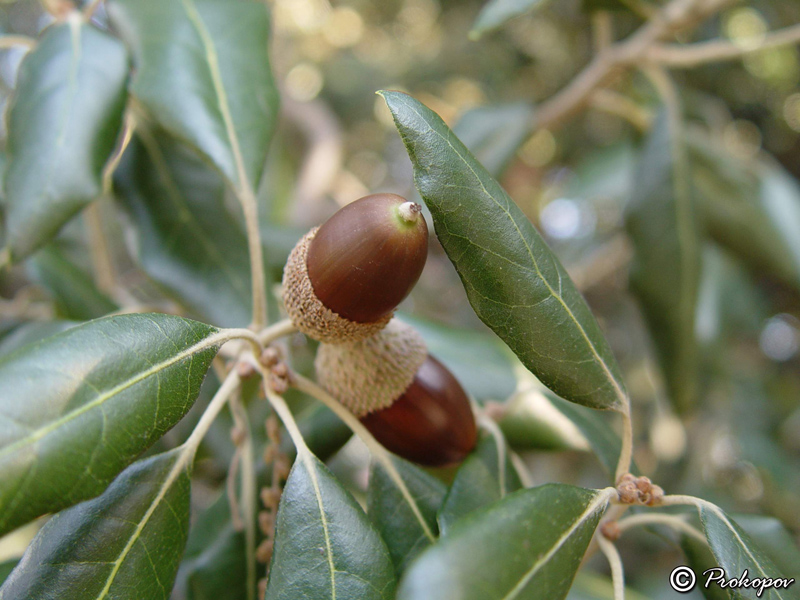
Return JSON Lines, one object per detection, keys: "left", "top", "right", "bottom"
{"left": 0, "top": 0, "right": 799, "bottom": 597}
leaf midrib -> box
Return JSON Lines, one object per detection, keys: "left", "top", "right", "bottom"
{"left": 394, "top": 95, "right": 626, "bottom": 408}
{"left": 501, "top": 488, "right": 613, "bottom": 600}
{"left": 0, "top": 327, "right": 225, "bottom": 462}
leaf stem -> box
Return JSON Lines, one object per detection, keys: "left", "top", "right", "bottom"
{"left": 616, "top": 512, "right": 706, "bottom": 543}
{"left": 258, "top": 318, "right": 296, "bottom": 345}
{"left": 597, "top": 534, "right": 626, "bottom": 600}
{"left": 102, "top": 109, "right": 136, "bottom": 195}
{"left": 229, "top": 393, "right": 257, "bottom": 600}
{"left": 647, "top": 22, "right": 800, "bottom": 68}
{"left": 615, "top": 408, "right": 634, "bottom": 483}
{"left": 183, "top": 369, "right": 242, "bottom": 455}
{"left": 84, "top": 202, "right": 117, "bottom": 296}
{"left": 292, "top": 372, "right": 436, "bottom": 543}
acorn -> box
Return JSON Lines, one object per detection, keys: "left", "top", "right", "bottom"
{"left": 282, "top": 193, "right": 428, "bottom": 344}
{"left": 316, "top": 319, "right": 478, "bottom": 467}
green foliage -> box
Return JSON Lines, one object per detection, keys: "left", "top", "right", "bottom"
{"left": 265, "top": 454, "right": 397, "bottom": 600}
{"left": 398, "top": 485, "right": 611, "bottom": 600}
{"left": 2, "top": 1, "right": 800, "bottom": 598}
{"left": 626, "top": 110, "right": 701, "bottom": 413}
{"left": 0, "top": 313, "right": 219, "bottom": 536}
{"left": 2, "top": 21, "right": 128, "bottom": 262}
{"left": 381, "top": 90, "right": 627, "bottom": 412}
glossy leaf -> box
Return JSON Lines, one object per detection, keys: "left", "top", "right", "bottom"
{"left": 733, "top": 514, "right": 800, "bottom": 580}
{"left": 699, "top": 503, "right": 800, "bottom": 600}
{"left": 0, "top": 449, "right": 192, "bottom": 600}
{"left": 438, "top": 428, "right": 522, "bottom": 535}
{"left": 0, "top": 313, "right": 220, "bottom": 536}
{"left": 28, "top": 245, "right": 117, "bottom": 321}
{"left": 453, "top": 103, "right": 535, "bottom": 178}
{"left": 2, "top": 21, "right": 128, "bottom": 262}
{"left": 107, "top": 0, "right": 279, "bottom": 190}
{"left": 368, "top": 457, "right": 446, "bottom": 573}
{"left": 176, "top": 402, "right": 353, "bottom": 600}
{"left": 692, "top": 141, "right": 800, "bottom": 294}
{"left": 399, "top": 313, "right": 518, "bottom": 401}
{"left": 114, "top": 132, "right": 251, "bottom": 328}
{"left": 626, "top": 111, "right": 701, "bottom": 413}
{"left": 265, "top": 453, "right": 396, "bottom": 599}
{"left": 177, "top": 493, "right": 247, "bottom": 600}
{"left": 681, "top": 534, "right": 731, "bottom": 600}
{"left": 470, "top": 0, "right": 550, "bottom": 39}
{"left": 398, "top": 484, "right": 612, "bottom": 600}
{"left": 381, "top": 90, "right": 626, "bottom": 411}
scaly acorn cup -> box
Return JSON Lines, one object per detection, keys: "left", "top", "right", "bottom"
{"left": 282, "top": 193, "right": 428, "bottom": 343}
{"left": 316, "top": 319, "right": 478, "bottom": 467}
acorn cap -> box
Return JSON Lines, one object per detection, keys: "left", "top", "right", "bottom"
{"left": 282, "top": 227, "right": 393, "bottom": 343}
{"left": 315, "top": 319, "right": 428, "bottom": 417}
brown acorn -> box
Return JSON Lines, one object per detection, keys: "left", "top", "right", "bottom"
{"left": 282, "top": 194, "right": 428, "bottom": 343}
{"left": 316, "top": 319, "right": 478, "bottom": 467}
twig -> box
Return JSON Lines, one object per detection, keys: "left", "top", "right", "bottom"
{"left": 0, "top": 35, "right": 36, "bottom": 50}
{"left": 615, "top": 409, "right": 634, "bottom": 484}
{"left": 258, "top": 319, "right": 296, "bottom": 345}
{"left": 533, "top": 0, "right": 728, "bottom": 132}
{"left": 282, "top": 96, "right": 344, "bottom": 227}
{"left": 229, "top": 393, "right": 257, "bottom": 600}
{"left": 182, "top": 369, "right": 242, "bottom": 456}
{"left": 589, "top": 91, "right": 653, "bottom": 132}
{"left": 616, "top": 512, "right": 707, "bottom": 543}
{"left": 597, "top": 534, "right": 626, "bottom": 600}
{"left": 593, "top": 12, "right": 615, "bottom": 54}
{"left": 647, "top": 23, "right": 800, "bottom": 68}
{"left": 84, "top": 203, "right": 117, "bottom": 296}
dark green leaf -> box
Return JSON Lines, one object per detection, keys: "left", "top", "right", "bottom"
{"left": 0, "top": 313, "right": 220, "bottom": 536}
{"left": 0, "top": 561, "right": 18, "bottom": 587}
{"left": 114, "top": 132, "right": 251, "bottom": 328}
{"left": 265, "top": 453, "right": 396, "bottom": 599}
{"left": 27, "top": 245, "right": 117, "bottom": 320}
{"left": 734, "top": 514, "right": 800, "bottom": 579}
{"left": 368, "top": 457, "right": 446, "bottom": 574}
{"left": 626, "top": 110, "right": 701, "bottom": 413}
{"left": 453, "top": 103, "right": 535, "bottom": 178}
{"left": 2, "top": 21, "right": 128, "bottom": 262}
{"left": 692, "top": 141, "right": 800, "bottom": 295}
{"left": 681, "top": 534, "right": 731, "bottom": 600}
{"left": 470, "top": 0, "right": 550, "bottom": 39}
{"left": 107, "top": 0, "right": 279, "bottom": 191}
{"left": 438, "top": 428, "right": 522, "bottom": 535}
{"left": 381, "top": 90, "right": 626, "bottom": 411}
{"left": 0, "top": 449, "right": 191, "bottom": 600}
{"left": 399, "top": 313, "right": 518, "bottom": 401}
{"left": 399, "top": 484, "right": 612, "bottom": 600}
{"left": 176, "top": 402, "right": 353, "bottom": 600}
{"left": 699, "top": 502, "right": 800, "bottom": 600}
{"left": 177, "top": 493, "right": 247, "bottom": 600}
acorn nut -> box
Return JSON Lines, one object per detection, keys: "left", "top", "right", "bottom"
{"left": 282, "top": 194, "right": 428, "bottom": 344}
{"left": 316, "top": 319, "right": 478, "bottom": 467}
